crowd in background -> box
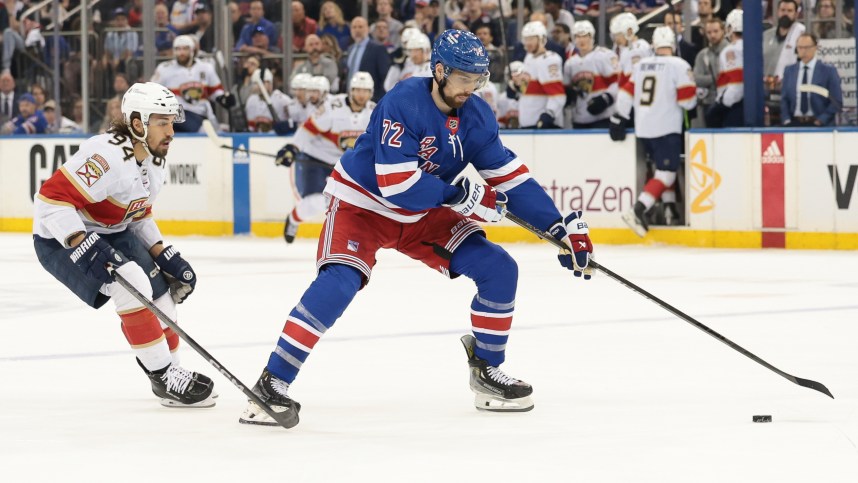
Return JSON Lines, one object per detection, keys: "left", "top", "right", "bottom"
{"left": 0, "top": 0, "right": 854, "bottom": 134}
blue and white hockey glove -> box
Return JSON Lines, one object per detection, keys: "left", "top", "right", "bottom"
{"left": 275, "top": 144, "right": 300, "bottom": 167}
{"left": 155, "top": 245, "right": 197, "bottom": 304}
{"left": 548, "top": 211, "right": 594, "bottom": 280}
{"left": 69, "top": 232, "right": 127, "bottom": 285}
{"left": 444, "top": 177, "right": 508, "bottom": 223}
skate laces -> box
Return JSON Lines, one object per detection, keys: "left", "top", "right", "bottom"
{"left": 162, "top": 365, "right": 193, "bottom": 394}
{"left": 269, "top": 376, "right": 291, "bottom": 397}
{"left": 486, "top": 366, "right": 518, "bottom": 386}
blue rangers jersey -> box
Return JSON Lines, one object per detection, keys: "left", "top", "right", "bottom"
{"left": 324, "top": 77, "right": 563, "bottom": 230}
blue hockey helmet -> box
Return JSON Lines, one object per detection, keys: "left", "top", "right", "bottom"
{"left": 431, "top": 29, "right": 490, "bottom": 79}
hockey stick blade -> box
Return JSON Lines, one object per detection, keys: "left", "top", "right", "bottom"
{"left": 201, "top": 120, "right": 332, "bottom": 169}
{"left": 503, "top": 211, "right": 834, "bottom": 399}
{"left": 108, "top": 266, "right": 299, "bottom": 428}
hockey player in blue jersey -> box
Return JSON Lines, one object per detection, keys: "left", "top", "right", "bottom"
{"left": 240, "top": 29, "right": 594, "bottom": 428}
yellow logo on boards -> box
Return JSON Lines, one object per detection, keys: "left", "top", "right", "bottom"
{"left": 689, "top": 139, "right": 721, "bottom": 214}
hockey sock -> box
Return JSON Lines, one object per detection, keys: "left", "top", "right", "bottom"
{"left": 451, "top": 235, "right": 517, "bottom": 367}
{"left": 641, "top": 169, "right": 678, "bottom": 209}
{"left": 152, "top": 293, "right": 180, "bottom": 359}
{"left": 267, "top": 264, "right": 363, "bottom": 383}
{"left": 293, "top": 193, "right": 327, "bottom": 222}
{"left": 120, "top": 308, "right": 172, "bottom": 371}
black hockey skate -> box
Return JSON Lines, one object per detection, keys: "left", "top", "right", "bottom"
{"left": 460, "top": 335, "right": 534, "bottom": 412}
{"left": 238, "top": 368, "right": 301, "bottom": 428}
{"left": 622, "top": 201, "right": 649, "bottom": 238}
{"left": 137, "top": 359, "right": 216, "bottom": 408}
{"left": 283, "top": 215, "right": 299, "bottom": 244}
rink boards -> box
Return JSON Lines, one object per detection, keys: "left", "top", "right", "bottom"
{"left": 0, "top": 129, "right": 856, "bottom": 249}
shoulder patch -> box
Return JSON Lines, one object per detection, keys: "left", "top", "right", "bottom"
{"left": 76, "top": 159, "right": 105, "bottom": 187}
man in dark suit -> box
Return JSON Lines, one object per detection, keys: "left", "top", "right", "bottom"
{"left": 0, "top": 71, "right": 20, "bottom": 125}
{"left": 665, "top": 12, "right": 700, "bottom": 68}
{"left": 781, "top": 33, "right": 842, "bottom": 126}
{"left": 344, "top": 16, "right": 391, "bottom": 102}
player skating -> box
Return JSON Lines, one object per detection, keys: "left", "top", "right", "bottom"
{"left": 240, "top": 30, "right": 594, "bottom": 428}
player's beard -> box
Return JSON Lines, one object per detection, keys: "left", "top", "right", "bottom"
{"left": 148, "top": 135, "right": 172, "bottom": 158}
{"left": 437, "top": 78, "right": 469, "bottom": 110}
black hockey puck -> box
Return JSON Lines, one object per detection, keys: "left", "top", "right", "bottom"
{"left": 752, "top": 415, "right": 772, "bottom": 423}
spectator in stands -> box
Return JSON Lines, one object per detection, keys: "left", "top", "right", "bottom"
{"left": 543, "top": 0, "right": 575, "bottom": 34}
{"left": 372, "top": 19, "right": 396, "bottom": 53}
{"left": 693, "top": 18, "right": 728, "bottom": 127}
{"left": 459, "top": 0, "right": 501, "bottom": 46}
{"left": 320, "top": 32, "right": 348, "bottom": 91}
{"left": 664, "top": 12, "right": 699, "bottom": 68}
{"left": 416, "top": 0, "right": 454, "bottom": 42}
{"left": 473, "top": 23, "right": 504, "bottom": 82}
{"left": 239, "top": 55, "right": 263, "bottom": 102}
{"left": 1, "top": 93, "right": 47, "bottom": 134}
{"left": 182, "top": 2, "right": 215, "bottom": 53}
{"left": 43, "top": 99, "right": 82, "bottom": 134}
{"left": 0, "top": 71, "right": 19, "bottom": 124}
{"left": 248, "top": 24, "right": 281, "bottom": 54}
{"left": 30, "top": 83, "right": 47, "bottom": 110}
{"left": 572, "top": 0, "right": 622, "bottom": 22}
{"left": 343, "top": 16, "right": 390, "bottom": 101}
{"left": 504, "top": 0, "right": 532, "bottom": 48}
{"left": 690, "top": 0, "right": 715, "bottom": 48}
{"left": 293, "top": 34, "right": 340, "bottom": 92}
{"left": 229, "top": 1, "right": 247, "bottom": 43}
{"left": 155, "top": 3, "right": 179, "bottom": 55}
{"left": 552, "top": 22, "right": 574, "bottom": 61}
{"left": 318, "top": 1, "right": 351, "bottom": 50}
{"left": 236, "top": 0, "right": 279, "bottom": 52}
{"left": 372, "top": 0, "right": 404, "bottom": 48}
{"left": 104, "top": 8, "right": 139, "bottom": 68}
{"left": 2, "top": 13, "right": 44, "bottom": 73}
{"left": 113, "top": 73, "right": 130, "bottom": 98}
{"left": 292, "top": 1, "right": 318, "bottom": 52}
{"left": 781, "top": 33, "right": 842, "bottom": 126}
{"left": 170, "top": 0, "right": 196, "bottom": 31}
{"left": 764, "top": 0, "right": 804, "bottom": 83}
{"left": 813, "top": 0, "right": 838, "bottom": 40}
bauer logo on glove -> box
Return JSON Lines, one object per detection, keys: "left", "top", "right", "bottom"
{"left": 548, "top": 211, "right": 594, "bottom": 280}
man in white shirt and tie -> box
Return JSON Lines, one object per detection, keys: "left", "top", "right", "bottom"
{"left": 781, "top": 33, "right": 842, "bottom": 126}
{"left": 0, "top": 71, "right": 19, "bottom": 124}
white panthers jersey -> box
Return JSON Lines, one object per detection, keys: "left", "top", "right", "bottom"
{"left": 151, "top": 58, "right": 225, "bottom": 118}
{"left": 383, "top": 59, "right": 432, "bottom": 92}
{"left": 245, "top": 89, "right": 292, "bottom": 132}
{"left": 618, "top": 38, "right": 653, "bottom": 87}
{"left": 616, "top": 55, "right": 697, "bottom": 139}
{"left": 564, "top": 47, "right": 620, "bottom": 124}
{"left": 286, "top": 98, "right": 313, "bottom": 126}
{"left": 518, "top": 50, "right": 566, "bottom": 127}
{"left": 293, "top": 94, "right": 376, "bottom": 165}
{"left": 716, "top": 39, "right": 743, "bottom": 107}
{"left": 34, "top": 132, "right": 167, "bottom": 248}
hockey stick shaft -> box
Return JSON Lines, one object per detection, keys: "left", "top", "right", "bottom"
{"left": 108, "top": 268, "right": 296, "bottom": 428}
{"left": 503, "top": 211, "right": 834, "bottom": 399}
{"left": 201, "top": 120, "right": 332, "bottom": 169}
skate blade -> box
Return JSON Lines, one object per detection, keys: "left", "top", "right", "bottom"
{"left": 474, "top": 394, "right": 534, "bottom": 413}
{"left": 621, "top": 212, "right": 648, "bottom": 238}
{"left": 159, "top": 396, "right": 217, "bottom": 408}
{"left": 238, "top": 401, "right": 299, "bottom": 428}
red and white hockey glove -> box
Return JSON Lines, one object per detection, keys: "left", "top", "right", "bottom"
{"left": 445, "top": 177, "right": 508, "bottom": 223}
{"left": 548, "top": 211, "right": 594, "bottom": 280}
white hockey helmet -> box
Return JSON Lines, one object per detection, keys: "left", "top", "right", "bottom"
{"left": 573, "top": 20, "right": 596, "bottom": 38}
{"left": 726, "top": 9, "right": 743, "bottom": 34}
{"left": 349, "top": 71, "right": 375, "bottom": 92}
{"left": 291, "top": 73, "right": 312, "bottom": 91}
{"left": 307, "top": 75, "right": 331, "bottom": 94}
{"left": 509, "top": 60, "right": 525, "bottom": 76}
{"left": 651, "top": 26, "right": 676, "bottom": 50}
{"left": 521, "top": 21, "right": 548, "bottom": 43}
{"left": 262, "top": 67, "right": 274, "bottom": 83}
{"left": 173, "top": 34, "right": 196, "bottom": 58}
{"left": 610, "top": 12, "right": 639, "bottom": 39}
{"left": 400, "top": 27, "right": 421, "bottom": 48}
{"left": 121, "top": 82, "right": 185, "bottom": 152}
{"left": 404, "top": 33, "right": 431, "bottom": 53}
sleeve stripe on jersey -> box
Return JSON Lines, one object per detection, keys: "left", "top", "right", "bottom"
{"left": 677, "top": 85, "right": 696, "bottom": 102}
{"left": 35, "top": 193, "right": 75, "bottom": 208}
{"left": 478, "top": 158, "right": 532, "bottom": 191}
{"left": 377, "top": 166, "right": 422, "bottom": 198}
{"left": 621, "top": 81, "right": 635, "bottom": 96}
{"left": 303, "top": 118, "right": 321, "bottom": 135}
{"left": 525, "top": 80, "right": 566, "bottom": 96}
{"left": 593, "top": 74, "right": 618, "bottom": 92}
{"left": 206, "top": 84, "right": 225, "bottom": 97}
{"left": 38, "top": 167, "right": 96, "bottom": 208}
{"left": 717, "top": 69, "right": 743, "bottom": 87}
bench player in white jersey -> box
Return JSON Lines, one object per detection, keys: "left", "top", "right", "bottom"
{"left": 244, "top": 68, "right": 292, "bottom": 132}
{"left": 383, "top": 33, "right": 433, "bottom": 92}
{"left": 564, "top": 21, "right": 620, "bottom": 128}
{"left": 274, "top": 72, "right": 376, "bottom": 244}
{"left": 150, "top": 35, "right": 235, "bottom": 132}
{"left": 273, "top": 73, "right": 314, "bottom": 135}
{"left": 32, "top": 83, "right": 216, "bottom": 408}
{"left": 610, "top": 27, "right": 697, "bottom": 236}
{"left": 516, "top": 21, "right": 565, "bottom": 129}
{"left": 611, "top": 13, "right": 653, "bottom": 91}
{"left": 705, "top": 9, "right": 744, "bottom": 128}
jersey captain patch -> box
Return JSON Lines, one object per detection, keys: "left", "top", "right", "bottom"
{"left": 76, "top": 160, "right": 105, "bottom": 187}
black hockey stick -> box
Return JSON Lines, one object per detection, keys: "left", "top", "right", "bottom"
{"left": 108, "top": 266, "right": 298, "bottom": 429}
{"left": 201, "top": 120, "right": 332, "bottom": 169}
{"left": 503, "top": 211, "right": 834, "bottom": 399}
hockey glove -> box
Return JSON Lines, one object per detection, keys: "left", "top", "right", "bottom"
{"left": 155, "top": 245, "right": 197, "bottom": 304}
{"left": 548, "top": 211, "right": 594, "bottom": 280}
{"left": 216, "top": 92, "right": 237, "bottom": 109}
{"left": 586, "top": 93, "right": 613, "bottom": 115}
{"left": 69, "top": 232, "right": 127, "bottom": 285}
{"left": 704, "top": 101, "right": 729, "bottom": 127}
{"left": 444, "top": 177, "right": 508, "bottom": 223}
{"left": 275, "top": 144, "right": 300, "bottom": 167}
{"left": 536, "top": 112, "right": 557, "bottom": 129}
{"left": 609, "top": 114, "right": 629, "bottom": 141}
{"left": 273, "top": 119, "right": 297, "bottom": 136}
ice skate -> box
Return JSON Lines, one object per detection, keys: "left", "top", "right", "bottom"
{"left": 622, "top": 201, "right": 649, "bottom": 237}
{"left": 460, "top": 335, "right": 534, "bottom": 412}
{"left": 283, "top": 215, "right": 299, "bottom": 244}
{"left": 239, "top": 368, "right": 301, "bottom": 428}
{"left": 137, "top": 359, "right": 216, "bottom": 408}
{"left": 663, "top": 202, "right": 681, "bottom": 226}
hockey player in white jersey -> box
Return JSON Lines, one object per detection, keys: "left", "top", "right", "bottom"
{"left": 516, "top": 21, "right": 565, "bottom": 129}
{"left": 273, "top": 73, "right": 314, "bottom": 135}
{"left": 383, "top": 33, "right": 433, "bottom": 92}
{"left": 564, "top": 21, "right": 620, "bottom": 128}
{"left": 244, "top": 67, "right": 292, "bottom": 132}
{"left": 150, "top": 35, "right": 235, "bottom": 132}
{"left": 611, "top": 27, "right": 697, "bottom": 236}
{"left": 611, "top": 12, "right": 653, "bottom": 90}
{"left": 705, "top": 9, "right": 744, "bottom": 128}
{"left": 274, "top": 72, "right": 376, "bottom": 243}
{"left": 32, "top": 82, "right": 216, "bottom": 408}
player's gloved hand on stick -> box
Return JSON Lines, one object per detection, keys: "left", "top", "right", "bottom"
{"left": 444, "top": 177, "right": 507, "bottom": 223}
{"left": 69, "top": 231, "right": 127, "bottom": 285}
{"left": 586, "top": 93, "right": 613, "bottom": 115}
{"left": 216, "top": 92, "right": 236, "bottom": 109}
{"left": 273, "top": 120, "right": 297, "bottom": 136}
{"left": 609, "top": 114, "right": 628, "bottom": 141}
{"left": 536, "top": 112, "right": 557, "bottom": 129}
{"left": 548, "top": 211, "right": 594, "bottom": 280}
{"left": 155, "top": 245, "right": 197, "bottom": 303}
{"left": 275, "top": 144, "right": 299, "bottom": 167}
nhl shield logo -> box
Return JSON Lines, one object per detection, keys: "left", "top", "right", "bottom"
{"left": 446, "top": 117, "right": 459, "bottom": 135}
